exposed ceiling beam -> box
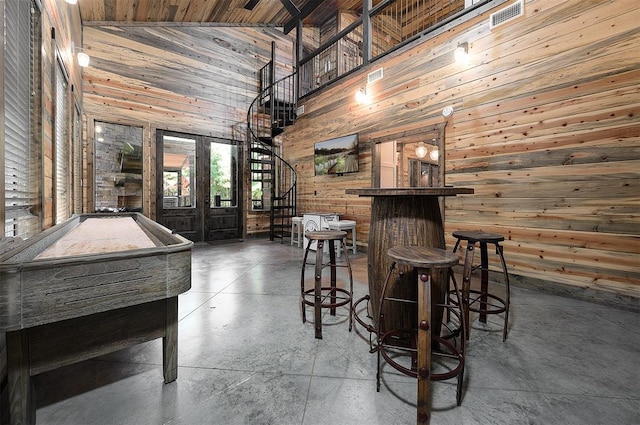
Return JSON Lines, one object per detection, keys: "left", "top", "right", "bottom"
{"left": 244, "top": 0, "right": 260, "bottom": 10}
{"left": 283, "top": 0, "right": 323, "bottom": 34}
{"left": 279, "top": 0, "right": 300, "bottom": 16}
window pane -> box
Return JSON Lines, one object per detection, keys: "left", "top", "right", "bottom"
{"left": 210, "top": 141, "right": 237, "bottom": 208}
{"left": 94, "top": 121, "right": 143, "bottom": 212}
{"left": 162, "top": 135, "right": 195, "bottom": 208}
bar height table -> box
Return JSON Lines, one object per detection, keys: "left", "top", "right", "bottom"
{"left": 345, "top": 187, "right": 474, "bottom": 336}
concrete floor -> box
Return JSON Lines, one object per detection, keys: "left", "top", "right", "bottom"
{"left": 34, "top": 239, "right": 640, "bottom": 424}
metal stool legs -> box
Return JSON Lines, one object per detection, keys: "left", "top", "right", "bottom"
{"left": 453, "top": 232, "right": 510, "bottom": 341}
{"left": 300, "top": 231, "right": 353, "bottom": 339}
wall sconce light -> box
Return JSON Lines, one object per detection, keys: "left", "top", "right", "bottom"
{"left": 454, "top": 42, "right": 469, "bottom": 64}
{"left": 429, "top": 147, "right": 439, "bottom": 161}
{"left": 72, "top": 42, "right": 90, "bottom": 67}
{"left": 355, "top": 87, "right": 370, "bottom": 104}
{"left": 415, "top": 142, "right": 428, "bottom": 159}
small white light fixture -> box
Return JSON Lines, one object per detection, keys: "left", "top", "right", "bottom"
{"left": 443, "top": 105, "right": 454, "bottom": 117}
{"left": 454, "top": 42, "right": 469, "bottom": 64}
{"left": 65, "top": 0, "right": 77, "bottom": 4}
{"left": 72, "top": 42, "right": 90, "bottom": 67}
{"left": 355, "top": 87, "right": 370, "bottom": 104}
{"left": 429, "top": 147, "right": 439, "bottom": 161}
{"left": 77, "top": 51, "right": 90, "bottom": 67}
{"left": 415, "top": 142, "right": 428, "bottom": 159}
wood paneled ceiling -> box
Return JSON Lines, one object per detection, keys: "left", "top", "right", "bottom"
{"left": 79, "top": 0, "right": 364, "bottom": 30}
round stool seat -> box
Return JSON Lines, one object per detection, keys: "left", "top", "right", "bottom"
{"left": 305, "top": 230, "right": 346, "bottom": 241}
{"left": 452, "top": 231, "right": 505, "bottom": 243}
{"left": 388, "top": 246, "right": 459, "bottom": 269}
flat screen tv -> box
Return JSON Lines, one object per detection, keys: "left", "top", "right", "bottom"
{"left": 314, "top": 134, "right": 359, "bottom": 176}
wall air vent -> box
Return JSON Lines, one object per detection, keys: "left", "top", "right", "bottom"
{"left": 367, "top": 68, "right": 384, "bottom": 84}
{"left": 490, "top": 0, "right": 524, "bottom": 29}
{"left": 296, "top": 105, "right": 305, "bottom": 116}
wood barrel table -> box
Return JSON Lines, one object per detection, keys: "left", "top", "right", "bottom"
{"left": 345, "top": 188, "right": 474, "bottom": 336}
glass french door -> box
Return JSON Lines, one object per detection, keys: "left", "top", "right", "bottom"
{"left": 156, "top": 130, "right": 241, "bottom": 242}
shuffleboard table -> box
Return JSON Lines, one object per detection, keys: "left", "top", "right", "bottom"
{"left": 0, "top": 213, "right": 192, "bottom": 425}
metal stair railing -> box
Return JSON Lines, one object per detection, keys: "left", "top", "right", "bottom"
{"left": 247, "top": 69, "right": 298, "bottom": 242}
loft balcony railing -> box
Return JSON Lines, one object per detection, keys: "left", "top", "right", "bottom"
{"left": 299, "top": 0, "right": 492, "bottom": 98}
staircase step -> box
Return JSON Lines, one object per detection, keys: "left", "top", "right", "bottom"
{"left": 249, "top": 159, "right": 272, "bottom": 166}
{"left": 258, "top": 136, "right": 274, "bottom": 145}
{"left": 263, "top": 100, "right": 295, "bottom": 110}
{"left": 250, "top": 146, "right": 273, "bottom": 156}
{"left": 273, "top": 117, "right": 295, "bottom": 127}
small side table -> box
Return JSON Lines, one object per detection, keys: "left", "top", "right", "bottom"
{"left": 326, "top": 220, "right": 357, "bottom": 257}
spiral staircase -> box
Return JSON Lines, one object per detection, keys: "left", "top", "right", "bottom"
{"left": 247, "top": 42, "right": 297, "bottom": 241}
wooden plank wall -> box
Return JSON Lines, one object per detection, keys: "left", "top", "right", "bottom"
{"left": 283, "top": 0, "right": 640, "bottom": 309}
{"left": 81, "top": 24, "right": 294, "bottom": 227}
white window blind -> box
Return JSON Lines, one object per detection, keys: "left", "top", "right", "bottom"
{"left": 55, "top": 58, "right": 70, "bottom": 223}
{"left": 3, "top": 0, "right": 40, "bottom": 238}
{"left": 72, "top": 104, "right": 83, "bottom": 214}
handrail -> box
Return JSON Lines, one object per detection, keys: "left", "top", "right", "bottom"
{"left": 298, "top": 0, "right": 490, "bottom": 98}
{"left": 247, "top": 70, "right": 298, "bottom": 240}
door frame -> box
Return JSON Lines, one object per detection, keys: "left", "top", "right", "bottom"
{"left": 155, "top": 130, "right": 243, "bottom": 242}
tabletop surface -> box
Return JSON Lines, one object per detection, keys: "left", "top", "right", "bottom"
{"left": 345, "top": 187, "right": 474, "bottom": 196}
{"left": 35, "top": 217, "right": 157, "bottom": 259}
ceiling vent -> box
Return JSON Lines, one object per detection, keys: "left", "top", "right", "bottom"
{"left": 490, "top": 0, "right": 524, "bottom": 29}
{"left": 367, "top": 68, "right": 384, "bottom": 84}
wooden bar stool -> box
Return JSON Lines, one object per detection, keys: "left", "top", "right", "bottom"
{"left": 377, "top": 246, "right": 465, "bottom": 424}
{"left": 452, "top": 231, "right": 510, "bottom": 341}
{"left": 290, "top": 217, "right": 303, "bottom": 248}
{"left": 300, "top": 230, "right": 353, "bottom": 339}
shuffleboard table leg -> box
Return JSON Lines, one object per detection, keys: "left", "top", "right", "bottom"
{"left": 163, "top": 297, "right": 179, "bottom": 383}
{"left": 6, "top": 330, "right": 35, "bottom": 425}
